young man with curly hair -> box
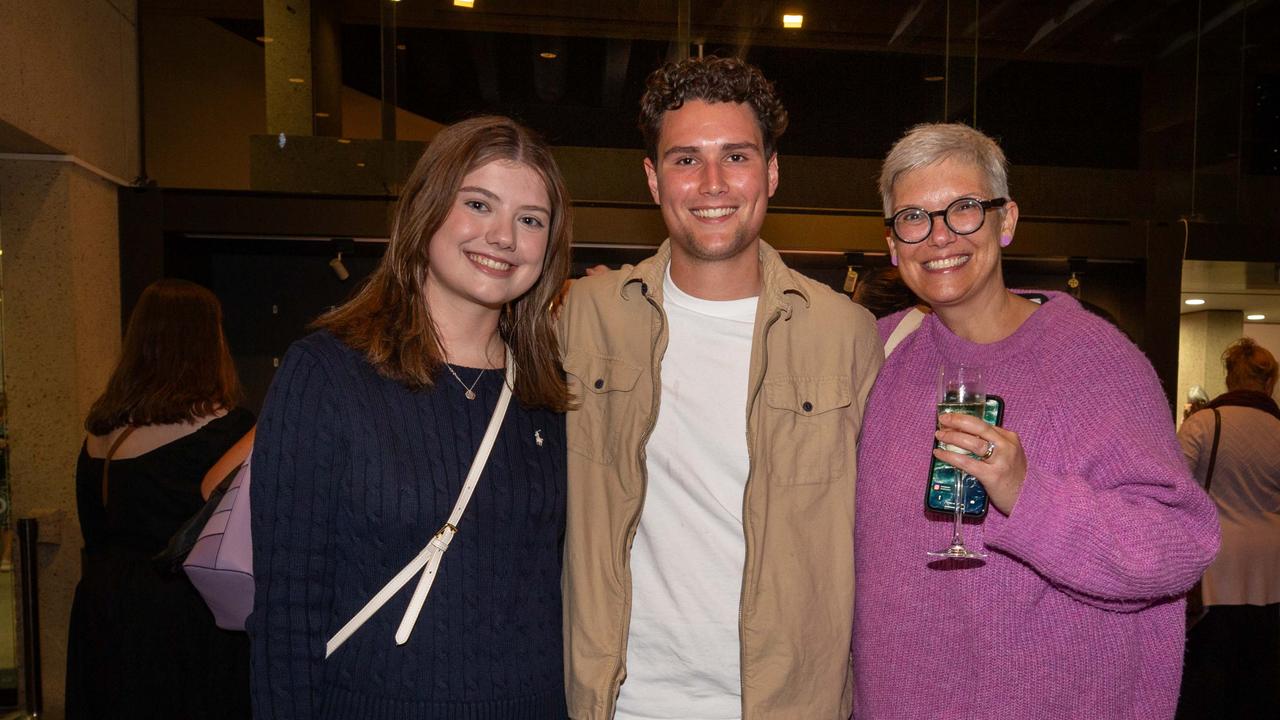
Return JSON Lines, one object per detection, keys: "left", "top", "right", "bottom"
{"left": 558, "top": 56, "right": 883, "bottom": 719}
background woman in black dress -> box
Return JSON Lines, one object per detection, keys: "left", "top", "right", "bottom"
{"left": 66, "top": 278, "right": 255, "bottom": 719}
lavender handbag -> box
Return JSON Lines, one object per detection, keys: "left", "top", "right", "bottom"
{"left": 183, "top": 454, "right": 254, "bottom": 631}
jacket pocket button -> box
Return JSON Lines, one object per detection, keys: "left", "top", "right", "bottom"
{"left": 594, "top": 378, "right": 605, "bottom": 389}
{"left": 802, "top": 401, "right": 813, "bottom": 412}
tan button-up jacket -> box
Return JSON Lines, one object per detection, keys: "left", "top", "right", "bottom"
{"left": 559, "top": 240, "right": 883, "bottom": 719}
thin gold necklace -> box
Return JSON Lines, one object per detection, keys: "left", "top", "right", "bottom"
{"left": 445, "top": 364, "right": 485, "bottom": 400}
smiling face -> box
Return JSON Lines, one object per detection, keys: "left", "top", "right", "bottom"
{"left": 644, "top": 99, "right": 778, "bottom": 270}
{"left": 887, "top": 157, "right": 1018, "bottom": 316}
{"left": 423, "top": 160, "right": 551, "bottom": 316}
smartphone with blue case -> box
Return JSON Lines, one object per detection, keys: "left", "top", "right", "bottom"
{"left": 925, "top": 394, "right": 1004, "bottom": 518}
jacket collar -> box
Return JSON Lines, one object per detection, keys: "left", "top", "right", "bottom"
{"left": 1207, "top": 389, "right": 1280, "bottom": 422}
{"left": 621, "top": 239, "right": 811, "bottom": 318}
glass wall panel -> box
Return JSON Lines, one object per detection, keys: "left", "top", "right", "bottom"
{"left": 138, "top": 0, "right": 1278, "bottom": 221}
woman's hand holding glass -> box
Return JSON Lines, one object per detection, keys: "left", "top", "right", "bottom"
{"left": 934, "top": 414, "right": 1027, "bottom": 515}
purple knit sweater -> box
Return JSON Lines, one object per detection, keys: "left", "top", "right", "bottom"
{"left": 853, "top": 292, "right": 1220, "bottom": 720}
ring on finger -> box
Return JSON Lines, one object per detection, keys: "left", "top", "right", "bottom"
{"left": 980, "top": 440, "right": 996, "bottom": 461}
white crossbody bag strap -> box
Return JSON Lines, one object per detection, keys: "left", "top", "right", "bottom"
{"left": 884, "top": 307, "right": 926, "bottom": 359}
{"left": 325, "top": 350, "right": 515, "bottom": 658}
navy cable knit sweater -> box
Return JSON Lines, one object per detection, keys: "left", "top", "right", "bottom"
{"left": 248, "top": 331, "right": 567, "bottom": 719}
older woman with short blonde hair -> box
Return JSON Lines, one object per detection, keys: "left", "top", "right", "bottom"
{"left": 853, "top": 123, "right": 1220, "bottom": 719}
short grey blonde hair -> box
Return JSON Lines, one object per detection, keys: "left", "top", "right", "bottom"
{"left": 878, "top": 123, "right": 1010, "bottom": 216}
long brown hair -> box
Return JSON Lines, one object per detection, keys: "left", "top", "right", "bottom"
{"left": 315, "top": 116, "right": 572, "bottom": 410}
{"left": 85, "top": 279, "right": 242, "bottom": 434}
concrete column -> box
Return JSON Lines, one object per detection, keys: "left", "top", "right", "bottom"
{"left": 379, "top": 0, "right": 398, "bottom": 141}
{"left": 1178, "top": 309, "right": 1244, "bottom": 409}
{"left": 264, "top": 0, "right": 313, "bottom": 136}
{"left": 0, "top": 1, "right": 139, "bottom": 713}
{"left": 0, "top": 160, "right": 122, "bottom": 719}
{"left": 311, "top": 0, "right": 343, "bottom": 137}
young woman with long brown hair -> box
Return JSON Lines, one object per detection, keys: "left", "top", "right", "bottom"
{"left": 248, "top": 116, "right": 572, "bottom": 719}
{"left": 67, "top": 278, "right": 255, "bottom": 720}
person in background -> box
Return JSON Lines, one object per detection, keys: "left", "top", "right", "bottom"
{"left": 1184, "top": 385, "right": 1210, "bottom": 419}
{"left": 852, "top": 123, "right": 1219, "bottom": 719}
{"left": 1176, "top": 337, "right": 1280, "bottom": 719}
{"left": 558, "top": 56, "right": 882, "bottom": 719}
{"left": 851, "top": 264, "right": 923, "bottom": 319}
{"left": 248, "top": 116, "right": 572, "bottom": 719}
{"left": 66, "top": 278, "right": 255, "bottom": 720}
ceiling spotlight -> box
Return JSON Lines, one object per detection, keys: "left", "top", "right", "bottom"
{"left": 256, "top": 36, "right": 274, "bottom": 44}
{"left": 1247, "top": 314, "right": 1266, "bottom": 321}
{"left": 454, "top": 0, "right": 475, "bottom": 7}
{"left": 539, "top": 51, "right": 558, "bottom": 59}
{"left": 330, "top": 239, "right": 355, "bottom": 281}
{"left": 288, "top": 77, "right": 305, "bottom": 84}
{"left": 1184, "top": 298, "right": 1206, "bottom": 306}
{"left": 329, "top": 252, "right": 350, "bottom": 281}
{"left": 782, "top": 14, "right": 804, "bottom": 29}
{"left": 314, "top": 111, "right": 330, "bottom": 118}
{"left": 337, "top": 138, "right": 351, "bottom": 144}
{"left": 923, "top": 75, "right": 946, "bottom": 82}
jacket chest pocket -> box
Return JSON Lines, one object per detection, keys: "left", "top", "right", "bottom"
{"left": 763, "top": 376, "right": 854, "bottom": 485}
{"left": 564, "top": 351, "right": 643, "bottom": 465}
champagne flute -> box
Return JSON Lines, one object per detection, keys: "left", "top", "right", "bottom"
{"left": 928, "top": 362, "right": 988, "bottom": 560}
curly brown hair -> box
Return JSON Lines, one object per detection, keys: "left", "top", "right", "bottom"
{"left": 638, "top": 56, "right": 789, "bottom": 162}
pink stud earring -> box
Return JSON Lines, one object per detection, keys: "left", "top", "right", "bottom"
{"left": 1000, "top": 233, "right": 1013, "bottom": 248}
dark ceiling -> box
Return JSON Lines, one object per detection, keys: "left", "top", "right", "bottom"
{"left": 153, "top": 0, "right": 1280, "bottom": 171}
{"left": 146, "top": 0, "right": 1280, "bottom": 66}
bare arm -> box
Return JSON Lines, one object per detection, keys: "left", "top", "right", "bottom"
{"left": 201, "top": 426, "right": 256, "bottom": 500}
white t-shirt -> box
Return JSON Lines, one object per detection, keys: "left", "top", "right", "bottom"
{"left": 614, "top": 267, "right": 757, "bottom": 720}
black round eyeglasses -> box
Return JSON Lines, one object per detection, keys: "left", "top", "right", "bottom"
{"left": 885, "top": 197, "right": 1008, "bottom": 244}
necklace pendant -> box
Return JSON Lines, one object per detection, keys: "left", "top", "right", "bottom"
{"left": 446, "top": 362, "right": 485, "bottom": 400}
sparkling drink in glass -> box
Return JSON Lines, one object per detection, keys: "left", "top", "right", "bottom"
{"left": 928, "top": 362, "right": 988, "bottom": 560}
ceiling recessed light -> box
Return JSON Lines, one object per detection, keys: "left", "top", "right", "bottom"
{"left": 1185, "top": 298, "right": 1206, "bottom": 306}
{"left": 288, "top": 77, "right": 305, "bottom": 84}
{"left": 782, "top": 14, "right": 803, "bottom": 29}
{"left": 397, "top": 43, "right": 407, "bottom": 50}
{"left": 454, "top": 0, "right": 474, "bottom": 7}
{"left": 337, "top": 138, "right": 351, "bottom": 144}
{"left": 356, "top": 162, "right": 366, "bottom": 167}
{"left": 923, "top": 75, "right": 945, "bottom": 82}
{"left": 539, "top": 51, "right": 558, "bottom": 59}
{"left": 256, "top": 36, "right": 274, "bottom": 43}
{"left": 314, "top": 112, "right": 330, "bottom": 118}
{"left": 1247, "top": 314, "right": 1266, "bottom": 321}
